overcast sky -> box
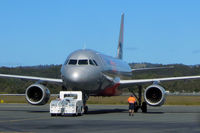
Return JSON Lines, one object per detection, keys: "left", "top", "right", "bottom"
{"left": 0, "top": 0, "right": 200, "bottom": 66}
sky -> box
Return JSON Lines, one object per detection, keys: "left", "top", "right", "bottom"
{"left": 0, "top": 0, "right": 200, "bottom": 66}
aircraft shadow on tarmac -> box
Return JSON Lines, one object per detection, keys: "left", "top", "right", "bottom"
{"left": 27, "top": 110, "right": 49, "bottom": 113}
{"left": 1, "top": 109, "right": 165, "bottom": 114}
{"left": 86, "top": 109, "right": 165, "bottom": 114}
{"left": 2, "top": 108, "right": 200, "bottom": 114}
{"left": 87, "top": 108, "right": 127, "bottom": 114}
{"left": 144, "top": 112, "right": 164, "bottom": 114}
{"left": 27, "top": 110, "right": 200, "bottom": 114}
{"left": 0, "top": 109, "right": 165, "bottom": 114}
{"left": 86, "top": 108, "right": 200, "bottom": 114}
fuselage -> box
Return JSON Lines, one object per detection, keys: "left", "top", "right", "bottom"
{"left": 61, "top": 49, "right": 132, "bottom": 96}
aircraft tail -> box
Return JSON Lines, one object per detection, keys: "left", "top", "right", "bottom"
{"left": 117, "top": 13, "right": 124, "bottom": 60}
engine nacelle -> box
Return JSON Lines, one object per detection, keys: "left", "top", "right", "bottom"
{"left": 25, "top": 84, "right": 50, "bottom": 105}
{"left": 144, "top": 84, "right": 166, "bottom": 106}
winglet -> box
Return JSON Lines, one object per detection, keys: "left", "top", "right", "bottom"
{"left": 117, "top": 13, "right": 124, "bottom": 60}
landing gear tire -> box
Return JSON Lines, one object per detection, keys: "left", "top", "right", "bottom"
{"left": 134, "top": 102, "right": 139, "bottom": 113}
{"left": 141, "top": 102, "right": 147, "bottom": 113}
{"left": 84, "top": 106, "right": 88, "bottom": 114}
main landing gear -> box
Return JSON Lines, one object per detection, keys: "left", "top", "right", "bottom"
{"left": 130, "top": 85, "right": 147, "bottom": 113}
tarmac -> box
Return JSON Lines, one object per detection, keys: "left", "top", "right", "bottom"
{"left": 0, "top": 104, "right": 200, "bottom": 133}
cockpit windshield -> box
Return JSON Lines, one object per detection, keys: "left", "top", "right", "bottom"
{"left": 93, "top": 60, "right": 98, "bottom": 66}
{"left": 67, "top": 59, "right": 98, "bottom": 66}
{"left": 89, "top": 60, "right": 95, "bottom": 65}
{"left": 78, "top": 60, "right": 88, "bottom": 65}
{"left": 68, "top": 59, "right": 77, "bottom": 65}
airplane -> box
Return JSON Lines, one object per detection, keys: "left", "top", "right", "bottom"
{"left": 1, "top": 13, "right": 200, "bottom": 113}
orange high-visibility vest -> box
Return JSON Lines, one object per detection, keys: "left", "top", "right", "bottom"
{"left": 128, "top": 97, "right": 136, "bottom": 104}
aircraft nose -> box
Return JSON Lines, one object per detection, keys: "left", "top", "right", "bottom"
{"left": 64, "top": 67, "right": 99, "bottom": 85}
{"left": 68, "top": 69, "right": 83, "bottom": 83}
{"left": 71, "top": 71, "right": 79, "bottom": 81}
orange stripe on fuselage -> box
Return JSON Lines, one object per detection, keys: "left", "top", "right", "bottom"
{"left": 98, "top": 83, "right": 121, "bottom": 96}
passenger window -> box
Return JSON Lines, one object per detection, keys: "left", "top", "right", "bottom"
{"left": 93, "top": 60, "right": 98, "bottom": 66}
{"left": 68, "top": 59, "right": 77, "bottom": 65}
{"left": 78, "top": 60, "right": 88, "bottom": 65}
{"left": 89, "top": 60, "right": 95, "bottom": 65}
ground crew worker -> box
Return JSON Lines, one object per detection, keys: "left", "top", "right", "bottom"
{"left": 128, "top": 95, "right": 136, "bottom": 116}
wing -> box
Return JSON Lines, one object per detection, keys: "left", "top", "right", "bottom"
{"left": 119, "top": 75, "right": 200, "bottom": 87}
{"left": 0, "top": 94, "right": 58, "bottom": 96}
{"left": 0, "top": 74, "right": 63, "bottom": 83}
{"left": 132, "top": 66, "right": 174, "bottom": 71}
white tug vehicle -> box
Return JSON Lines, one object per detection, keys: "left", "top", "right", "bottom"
{"left": 50, "top": 91, "right": 84, "bottom": 116}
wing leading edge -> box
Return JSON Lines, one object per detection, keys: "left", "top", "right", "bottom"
{"left": 0, "top": 74, "right": 63, "bottom": 83}
{"left": 132, "top": 66, "right": 174, "bottom": 71}
{"left": 119, "top": 75, "right": 200, "bottom": 86}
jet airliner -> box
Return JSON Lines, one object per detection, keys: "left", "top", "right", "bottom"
{"left": 1, "top": 14, "right": 200, "bottom": 113}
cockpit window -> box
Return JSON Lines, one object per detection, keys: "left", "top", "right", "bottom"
{"left": 64, "top": 60, "right": 68, "bottom": 65}
{"left": 89, "top": 60, "right": 95, "bottom": 65}
{"left": 78, "top": 60, "right": 88, "bottom": 65}
{"left": 68, "top": 59, "right": 77, "bottom": 65}
{"left": 68, "top": 59, "right": 97, "bottom": 66}
{"left": 93, "top": 60, "right": 98, "bottom": 66}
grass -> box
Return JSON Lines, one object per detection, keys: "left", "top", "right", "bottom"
{"left": 88, "top": 95, "right": 200, "bottom": 105}
{"left": 0, "top": 95, "right": 200, "bottom": 105}
{"left": 165, "top": 95, "right": 200, "bottom": 105}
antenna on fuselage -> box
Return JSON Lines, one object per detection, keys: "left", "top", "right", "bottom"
{"left": 117, "top": 13, "right": 124, "bottom": 60}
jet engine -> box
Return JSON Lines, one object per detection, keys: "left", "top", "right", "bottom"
{"left": 144, "top": 84, "right": 166, "bottom": 106}
{"left": 25, "top": 84, "right": 50, "bottom": 105}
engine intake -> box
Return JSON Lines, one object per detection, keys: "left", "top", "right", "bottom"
{"left": 25, "top": 84, "right": 50, "bottom": 105}
{"left": 144, "top": 84, "right": 166, "bottom": 106}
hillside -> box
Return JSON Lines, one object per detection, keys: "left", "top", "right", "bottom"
{"left": 0, "top": 63, "right": 200, "bottom": 94}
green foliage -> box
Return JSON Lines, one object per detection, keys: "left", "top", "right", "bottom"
{"left": 1, "top": 95, "right": 200, "bottom": 105}
{"left": 130, "top": 63, "right": 200, "bottom": 92}
{"left": 0, "top": 63, "right": 200, "bottom": 94}
{"left": 0, "top": 65, "right": 62, "bottom": 94}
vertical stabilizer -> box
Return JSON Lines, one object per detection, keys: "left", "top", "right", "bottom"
{"left": 117, "top": 13, "right": 124, "bottom": 60}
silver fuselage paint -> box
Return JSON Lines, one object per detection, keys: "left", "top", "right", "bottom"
{"left": 61, "top": 49, "right": 132, "bottom": 96}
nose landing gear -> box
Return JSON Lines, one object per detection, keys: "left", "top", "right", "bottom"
{"left": 84, "top": 106, "right": 88, "bottom": 114}
{"left": 83, "top": 93, "right": 89, "bottom": 114}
